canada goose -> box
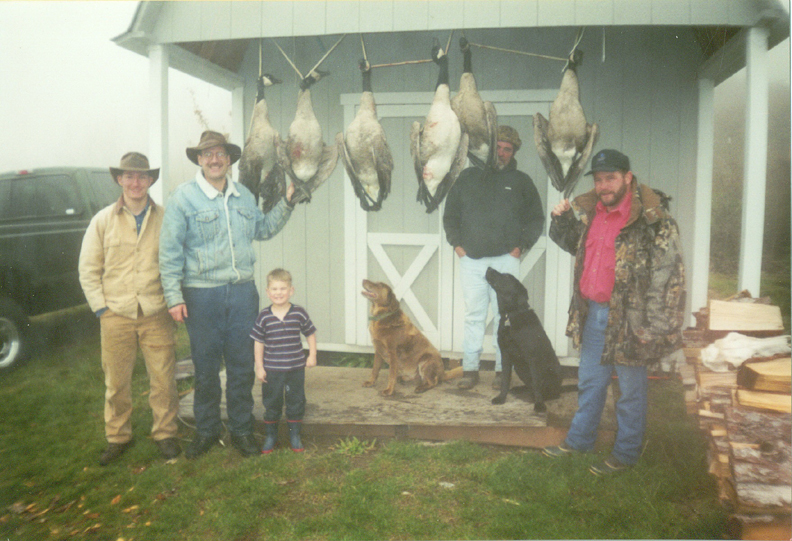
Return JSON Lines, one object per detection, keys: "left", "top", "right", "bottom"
{"left": 239, "top": 74, "right": 286, "bottom": 213}
{"left": 337, "top": 59, "right": 393, "bottom": 212}
{"left": 450, "top": 37, "right": 497, "bottom": 169}
{"left": 278, "top": 70, "right": 339, "bottom": 204}
{"left": 533, "top": 49, "right": 599, "bottom": 199}
{"left": 410, "top": 41, "right": 469, "bottom": 214}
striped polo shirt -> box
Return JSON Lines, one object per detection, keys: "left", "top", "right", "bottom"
{"left": 250, "top": 304, "right": 316, "bottom": 371}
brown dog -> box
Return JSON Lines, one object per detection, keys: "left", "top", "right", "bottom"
{"left": 362, "top": 279, "right": 462, "bottom": 396}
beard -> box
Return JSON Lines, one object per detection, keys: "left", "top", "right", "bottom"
{"left": 597, "top": 182, "right": 630, "bottom": 209}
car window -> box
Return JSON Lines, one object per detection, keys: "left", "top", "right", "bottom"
{"left": 4, "top": 174, "right": 83, "bottom": 220}
{"left": 87, "top": 171, "right": 122, "bottom": 209}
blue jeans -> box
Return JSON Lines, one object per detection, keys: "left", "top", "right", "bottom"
{"left": 564, "top": 301, "right": 648, "bottom": 465}
{"left": 261, "top": 368, "right": 306, "bottom": 422}
{"left": 183, "top": 282, "right": 259, "bottom": 438}
{"left": 459, "top": 253, "right": 521, "bottom": 372}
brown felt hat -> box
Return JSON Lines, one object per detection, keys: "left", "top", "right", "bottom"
{"left": 186, "top": 130, "right": 242, "bottom": 165}
{"left": 497, "top": 125, "right": 522, "bottom": 152}
{"left": 109, "top": 152, "right": 159, "bottom": 183}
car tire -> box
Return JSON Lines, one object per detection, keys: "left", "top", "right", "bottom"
{"left": 0, "top": 298, "right": 30, "bottom": 372}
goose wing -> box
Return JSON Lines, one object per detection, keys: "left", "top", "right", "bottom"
{"left": 409, "top": 121, "right": 425, "bottom": 187}
{"left": 337, "top": 131, "right": 372, "bottom": 210}
{"left": 292, "top": 143, "right": 337, "bottom": 205}
{"left": 374, "top": 136, "right": 393, "bottom": 209}
{"left": 533, "top": 113, "right": 565, "bottom": 192}
{"left": 484, "top": 101, "right": 498, "bottom": 168}
{"left": 561, "top": 122, "right": 599, "bottom": 199}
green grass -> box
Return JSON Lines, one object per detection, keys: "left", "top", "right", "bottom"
{"left": 1, "top": 310, "right": 727, "bottom": 540}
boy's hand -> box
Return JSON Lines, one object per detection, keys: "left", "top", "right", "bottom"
{"left": 306, "top": 354, "right": 317, "bottom": 368}
{"left": 255, "top": 363, "right": 267, "bottom": 383}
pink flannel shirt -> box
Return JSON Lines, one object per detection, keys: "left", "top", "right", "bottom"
{"left": 579, "top": 189, "right": 633, "bottom": 303}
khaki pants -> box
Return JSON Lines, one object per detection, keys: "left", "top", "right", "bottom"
{"left": 100, "top": 309, "right": 178, "bottom": 443}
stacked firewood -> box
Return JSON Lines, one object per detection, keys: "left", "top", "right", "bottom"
{"left": 681, "top": 293, "right": 791, "bottom": 540}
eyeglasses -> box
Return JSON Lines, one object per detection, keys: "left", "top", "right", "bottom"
{"left": 120, "top": 172, "right": 152, "bottom": 182}
{"left": 201, "top": 150, "right": 228, "bottom": 159}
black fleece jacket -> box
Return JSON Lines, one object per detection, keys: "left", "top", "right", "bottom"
{"left": 443, "top": 159, "right": 545, "bottom": 259}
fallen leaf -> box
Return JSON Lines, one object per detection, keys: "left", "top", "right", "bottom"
{"left": 8, "top": 502, "right": 26, "bottom": 514}
{"left": 503, "top": 498, "right": 521, "bottom": 506}
{"left": 132, "top": 466, "right": 147, "bottom": 475}
{"left": 111, "top": 495, "right": 122, "bottom": 505}
{"left": 438, "top": 482, "right": 455, "bottom": 489}
{"left": 122, "top": 505, "right": 139, "bottom": 513}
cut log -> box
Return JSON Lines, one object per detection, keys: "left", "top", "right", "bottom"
{"left": 709, "top": 300, "right": 784, "bottom": 332}
{"left": 738, "top": 358, "right": 792, "bottom": 394}
{"left": 736, "top": 389, "right": 792, "bottom": 413}
{"left": 698, "top": 369, "right": 738, "bottom": 389}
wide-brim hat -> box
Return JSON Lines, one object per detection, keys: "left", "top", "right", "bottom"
{"left": 186, "top": 130, "right": 242, "bottom": 165}
{"left": 110, "top": 152, "right": 160, "bottom": 183}
{"left": 585, "top": 149, "right": 631, "bottom": 175}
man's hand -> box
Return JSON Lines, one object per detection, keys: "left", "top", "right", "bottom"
{"left": 286, "top": 182, "right": 296, "bottom": 203}
{"left": 454, "top": 246, "right": 466, "bottom": 258}
{"left": 510, "top": 247, "right": 521, "bottom": 258}
{"left": 168, "top": 304, "right": 188, "bottom": 323}
{"left": 551, "top": 199, "right": 571, "bottom": 217}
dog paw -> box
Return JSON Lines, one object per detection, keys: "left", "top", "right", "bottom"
{"left": 491, "top": 395, "right": 506, "bottom": 405}
{"left": 380, "top": 388, "right": 395, "bottom": 397}
{"left": 533, "top": 401, "right": 547, "bottom": 413}
{"left": 362, "top": 380, "right": 375, "bottom": 388}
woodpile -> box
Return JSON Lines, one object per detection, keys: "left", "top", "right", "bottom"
{"left": 682, "top": 293, "right": 791, "bottom": 540}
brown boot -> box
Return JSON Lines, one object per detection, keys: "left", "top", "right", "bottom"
{"left": 457, "top": 371, "right": 479, "bottom": 390}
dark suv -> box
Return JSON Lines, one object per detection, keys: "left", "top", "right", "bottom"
{"left": 0, "top": 167, "right": 121, "bottom": 370}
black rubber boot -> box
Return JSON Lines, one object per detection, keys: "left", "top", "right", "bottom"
{"left": 288, "top": 421, "right": 304, "bottom": 453}
{"left": 261, "top": 421, "right": 278, "bottom": 455}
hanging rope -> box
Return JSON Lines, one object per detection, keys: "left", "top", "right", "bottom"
{"left": 271, "top": 38, "right": 303, "bottom": 79}
{"left": 307, "top": 33, "right": 347, "bottom": 75}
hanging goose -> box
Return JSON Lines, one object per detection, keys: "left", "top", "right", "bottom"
{"left": 336, "top": 59, "right": 393, "bottom": 211}
{"left": 278, "top": 70, "right": 339, "bottom": 205}
{"left": 239, "top": 73, "right": 286, "bottom": 213}
{"left": 450, "top": 36, "right": 497, "bottom": 169}
{"left": 533, "top": 48, "right": 599, "bottom": 199}
{"left": 410, "top": 41, "right": 469, "bottom": 214}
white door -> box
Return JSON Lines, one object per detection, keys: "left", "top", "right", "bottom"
{"left": 343, "top": 89, "right": 573, "bottom": 357}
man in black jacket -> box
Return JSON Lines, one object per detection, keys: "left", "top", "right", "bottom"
{"left": 443, "top": 125, "right": 545, "bottom": 390}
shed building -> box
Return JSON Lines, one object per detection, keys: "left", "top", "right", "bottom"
{"left": 113, "top": 0, "right": 790, "bottom": 362}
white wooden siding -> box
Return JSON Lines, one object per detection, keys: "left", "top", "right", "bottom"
{"left": 148, "top": 0, "right": 781, "bottom": 43}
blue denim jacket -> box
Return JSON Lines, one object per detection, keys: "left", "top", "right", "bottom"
{"left": 159, "top": 171, "right": 292, "bottom": 307}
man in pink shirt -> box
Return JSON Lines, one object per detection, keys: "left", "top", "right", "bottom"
{"left": 541, "top": 149, "right": 686, "bottom": 475}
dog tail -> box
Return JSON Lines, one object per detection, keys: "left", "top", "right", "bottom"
{"left": 442, "top": 366, "right": 464, "bottom": 381}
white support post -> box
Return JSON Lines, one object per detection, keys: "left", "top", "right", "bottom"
{"left": 148, "top": 44, "right": 169, "bottom": 204}
{"left": 691, "top": 77, "right": 715, "bottom": 315}
{"left": 231, "top": 85, "right": 245, "bottom": 181}
{"left": 738, "top": 26, "right": 770, "bottom": 296}
{"left": 544, "top": 189, "right": 572, "bottom": 358}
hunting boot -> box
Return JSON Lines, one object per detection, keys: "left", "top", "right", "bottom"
{"left": 457, "top": 371, "right": 479, "bottom": 390}
{"left": 288, "top": 420, "right": 305, "bottom": 453}
{"left": 261, "top": 421, "right": 278, "bottom": 455}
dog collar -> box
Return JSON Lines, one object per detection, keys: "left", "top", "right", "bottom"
{"left": 369, "top": 310, "right": 398, "bottom": 321}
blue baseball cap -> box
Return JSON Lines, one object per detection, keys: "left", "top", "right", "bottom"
{"left": 585, "top": 149, "right": 631, "bottom": 175}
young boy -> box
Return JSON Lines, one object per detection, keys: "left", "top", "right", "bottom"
{"left": 251, "top": 269, "right": 317, "bottom": 453}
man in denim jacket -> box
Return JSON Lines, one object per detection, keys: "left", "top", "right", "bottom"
{"left": 160, "top": 130, "right": 295, "bottom": 459}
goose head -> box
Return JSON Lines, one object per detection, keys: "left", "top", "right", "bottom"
{"left": 459, "top": 36, "right": 470, "bottom": 53}
{"left": 257, "top": 73, "right": 281, "bottom": 101}
{"left": 300, "top": 69, "right": 330, "bottom": 91}
{"left": 358, "top": 59, "right": 371, "bottom": 73}
{"left": 564, "top": 49, "right": 584, "bottom": 72}
{"left": 431, "top": 39, "right": 447, "bottom": 65}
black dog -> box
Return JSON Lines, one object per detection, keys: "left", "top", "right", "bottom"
{"left": 485, "top": 267, "right": 562, "bottom": 412}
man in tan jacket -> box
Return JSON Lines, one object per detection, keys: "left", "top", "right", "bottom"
{"left": 79, "top": 152, "right": 180, "bottom": 465}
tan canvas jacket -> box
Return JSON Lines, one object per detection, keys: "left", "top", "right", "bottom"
{"left": 79, "top": 197, "right": 167, "bottom": 319}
